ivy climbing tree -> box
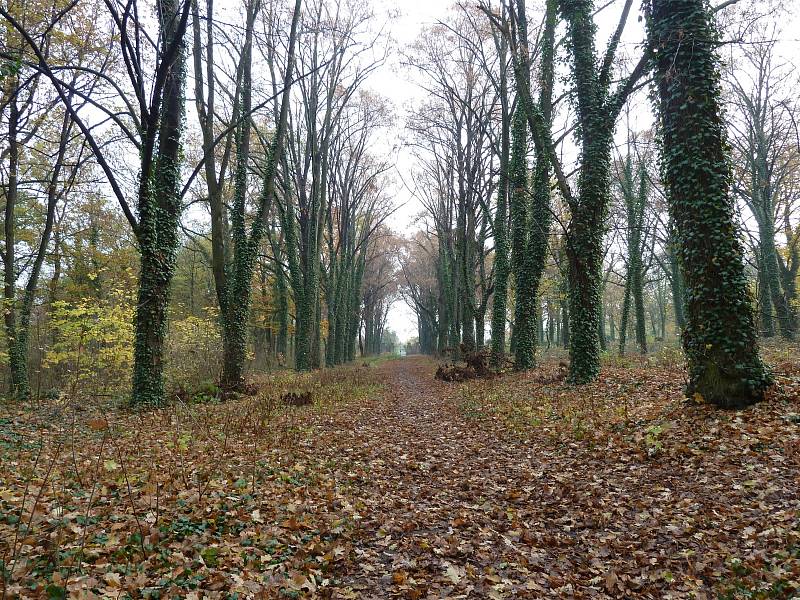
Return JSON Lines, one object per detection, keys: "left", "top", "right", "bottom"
{"left": 222, "top": 0, "right": 301, "bottom": 389}
{"left": 3, "top": 0, "right": 196, "bottom": 406}
{"left": 552, "top": 0, "right": 650, "bottom": 383}
{"left": 647, "top": 0, "right": 772, "bottom": 407}
{"left": 129, "top": 0, "right": 191, "bottom": 406}
{"left": 485, "top": 0, "right": 649, "bottom": 382}
{"left": 489, "top": 6, "right": 511, "bottom": 368}
{"left": 510, "top": 0, "right": 555, "bottom": 371}
{"left": 617, "top": 155, "right": 649, "bottom": 356}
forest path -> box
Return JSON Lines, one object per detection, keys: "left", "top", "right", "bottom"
{"left": 324, "top": 356, "right": 797, "bottom": 599}
{"left": 333, "top": 357, "right": 554, "bottom": 598}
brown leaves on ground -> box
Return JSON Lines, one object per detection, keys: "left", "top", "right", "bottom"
{"left": 1, "top": 352, "right": 799, "bottom": 599}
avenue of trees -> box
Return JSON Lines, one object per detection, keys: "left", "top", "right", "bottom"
{"left": 1, "top": 0, "right": 798, "bottom": 409}
{"left": 399, "top": 0, "right": 799, "bottom": 408}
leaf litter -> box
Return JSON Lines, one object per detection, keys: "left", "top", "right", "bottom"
{"left": 0, "top": 354, "right": 798, "bottom": 598}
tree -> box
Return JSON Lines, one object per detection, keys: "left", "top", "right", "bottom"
{"left": 484, "top": 0, "right": 649, "bottom": 382}
{"left": 407, "top": 8, "right": 500, "bottom": 360}
{"left": 323, "top": 92, "right": 392, "bottom": 366}
{"left": 2, "top": 0, "right": 197, "bottom": 405}
{"left": 616, "top": 154, "right": 650, "bottom": 355}
{"left": 727, "top": 27, "right": 799, "bottom": 339}
{"left": 277, "top": 0, "right": 381, "bottom": 370}
{"left": 361, "top": 228, "right": 400, "bottom": 356}
{"left": 129, "top": 0, "right": 192, "bottom": 405}
{"left": 399, "top": 232, "right": 440, "bottom": 355}
{"left": 549, "top": 0, "right": 649, "bottom": 383}
{"left": 488, "top": 4, "right": 512, "bottom": 367}
{"left": 190, "top": 0, "right": 302, "bottom": 389}
{"left": 505, "top": 0, "right": 555, "bottom": 370}
{"left": 647, "top": 0, "right": 772, "bottom": 407}
{"left": 1, "top": 0, "right": 109, "bottom": 399}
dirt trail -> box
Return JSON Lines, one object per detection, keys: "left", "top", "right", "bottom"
{"left": 330, "top": 357, "right": 561, "bottom": 598}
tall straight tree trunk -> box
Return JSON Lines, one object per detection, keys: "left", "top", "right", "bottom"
{"left": 648, "top": 0, "right": 771, "bottom": 407}
{"left": 623, "top": 160, "right": 648, "bottom": 355}
{"left": 131, "top": 0, "right": 187, "bottom": 405}
{"left": 758, "top": 217, "right": 794, "bottom": 339}
{"left": 618, "top": 276, "right": 631, "bottom": 355}
{"left": 220, "top": 0, "right": 257, "bottom": 388}
{"left": 3, "top": 85, "right": 27, "bottom": 398}
{"left": 555, "top": 0, "right": 636, "bottom": 383}
{"left": 508, "top": 0, "right": 555, "bottom": 371}
{"left": 757, "top": 249, "right": 776, "bottom": 337}
{"left": 667, "top": 226, "right": 686, "bottom": 332}
{"left": 565, "top": 166, "right": 608, "bottom": 383}
{"left": 597, "top": 292, "right": 606, "bottom": 352}
{"left": 219, "top": 0, "right": 301, "bottom": 384}
{"left": 489, "top": 128, "right": 510, "bottom": 365}
{"left": 509, "top": 104, "right": 535, "bottom": 368}
{"left": 521, "top": 0, "right": 556, "bottom": 368}
{"left": 275, "top": 264, "right": 289, "bottom": 358}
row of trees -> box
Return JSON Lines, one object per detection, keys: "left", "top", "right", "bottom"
{"left": 1, "top": 0, "right": 400, "bottom": 404}
{"left": 4, "top": 0, "right": 798, "bottom": 409}
{"left": 400, "top": 0, "right": 798, "bottom": 407}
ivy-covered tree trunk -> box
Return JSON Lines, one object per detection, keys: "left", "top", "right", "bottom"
{"left": 757, "top": 251, "right": 776, "bottom": 337}
{"left": 618, "top": 276, "right": 631, "bottom": 355}
{"left": 667, "top": 224, "right": 686, "bottom": 332}
{"left": 757, "top": 216, "right": 794, "bottom": 339}
{"left": 523, "top": 0, "right": 556, "bottom": 365}
{"left": 778, "top": 217, "right": 799, "bottom": 325}
{"left": 458, "top": 208, "right": 476, "bottom": 353}
{"left": 346, "top": 251, "right": 366, "bottom": 362}
{"left": 648, "top": 0, "right": 772, "bottom": 407}
{"left": 509, "top": 105, "right": 536, "bottom": 369}
{"left": 295, "top": 288, "right": 314, "bottom": 369}
{"left": 219, "top": 0, "right": 300, "bottom": 388}
{"left": 506, "top": 0, "right": 556, "bottom": 371}
{"left": 131, "top": 0, "right": 187, "bottom": 406}
{"left": 3, "top": 88, "right": 28, "bottom": 399}
{"left": 490, "top": 109, "right": 509, "bottom": 365}
{"left": 275, "top": 257, "right": 289, "bottom": 359}
{"left": 219, "top": 1, "right": 257, "bottom": 389}
{"left": 564, "top": 152, "right": 609, "bottom": 384}
{"left": 597, "top": 291, "right": 606, "bottom": 352}
{"left": 620, "top": 157, "right": 648, "bottom": 354}
{"left": 557, "top": 0, "right": 615, "bottom": 384}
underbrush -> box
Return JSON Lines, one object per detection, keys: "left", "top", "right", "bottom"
{"left": 0, "top": 364, "right": 382, "bottom": 598}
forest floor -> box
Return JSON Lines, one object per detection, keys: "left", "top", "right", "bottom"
{"left": 1, "top": 350, "right": 799, "bottom": 599}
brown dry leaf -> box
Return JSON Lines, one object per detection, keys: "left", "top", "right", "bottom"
{"left": 2, "top": 356, "right": 798, "bottom": 598}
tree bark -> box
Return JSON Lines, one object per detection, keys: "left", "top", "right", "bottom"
{"left": 648, "top": 0, "right": 771, "bottom": 407}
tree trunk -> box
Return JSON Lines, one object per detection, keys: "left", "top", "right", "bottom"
{"left": 648, "top": 0, "right": 771, "bottom": 407}
{"left": 490, "top": 65, "right": 510, "bottom": 366}
{"left": 4, "top": 90, "right": 28, "bottom": 399}
{"left": 618, "top": 276, "right": 631, "bottom": 355}
{"left": 758, "top": 217, "right": 794, "bottom": 339}
{"left": 564, "top": 125, "right": 611, "bottom": 382}
{"left": 667, "top": 229, "right": 686, "bottom": 332}
{"left": 131, "top": 0, "right": 187, "bottom": 405}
